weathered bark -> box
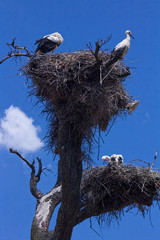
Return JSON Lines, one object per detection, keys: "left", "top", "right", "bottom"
{"left": 31, "top": 185, "right": 62, "bottom": 240}
{"left": 53, "top": 119, "right": 82, "bottom": 240}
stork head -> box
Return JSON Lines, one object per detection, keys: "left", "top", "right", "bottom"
{"left": 46, "top": 32, "right": 64, "bottom": 43}
{"left": 102, "top": 155, "right": 110, "bottom": 162}
{"left": 52, "top": 32, "right": 64, "bottom": 42}
{"left": 117, "top": 154, "right": 124, "bottom": 164}
{"left": 110, "top": 154, "right": 118, "bottom": 163}
{"left": 125, "top": 30, "right": 135, "bottom": 39}
{"left": 110, "top": 154, "right": 124, "bottom": 164}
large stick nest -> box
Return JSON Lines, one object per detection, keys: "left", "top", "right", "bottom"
{"left": 22, "top": 44, "right": 133, "bottom": 153}
{"left": 81, "top": 163, "right": 160, "bottom": 224}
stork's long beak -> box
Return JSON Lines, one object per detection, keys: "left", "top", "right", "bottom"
{"left": 102, "top": 156, "right": 110, "bottom": 162}
{"left": 130, "top": 33, "right": 135, "bottom": 39}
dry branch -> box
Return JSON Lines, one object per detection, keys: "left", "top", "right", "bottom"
{"left": 0, "top": 38, "right": 32, "bottom": 64}
{"left": 9, "top": 148, "right": 35, "bottom": 170}
{"left": 87, "top": 35, "right": 112, "bottom": 62}
{"left": 9, "top": 148, "right": 43, "bottom": 199}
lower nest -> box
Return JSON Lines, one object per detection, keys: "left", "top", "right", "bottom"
{"left": 23, "top": 50, "right": 133, "bottom": 132}
{"left": 81, "top": 164, "right": 160, "bottom": 216}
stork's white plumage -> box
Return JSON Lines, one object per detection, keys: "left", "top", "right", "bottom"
{"left": 102, "top": 154, "right": 124, "bottom": 164}
{"left": 35, "top": 32, "right": 64, "bottom": 54}
{"left": 102, "top": 155, "right": 111, "bottom": 162}
{"left": 126, "top": 100, "right": 140, "bottom": 114}
{"left": 113, "top": 30, "right": 135, "bottom": 58}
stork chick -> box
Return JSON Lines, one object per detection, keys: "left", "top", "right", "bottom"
{"left": 102, "top": 154, "right": 124, "bottom": 164}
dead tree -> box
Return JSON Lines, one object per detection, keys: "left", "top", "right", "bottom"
{"left": 1, "top": 38, "right": 160, "bottom": 240}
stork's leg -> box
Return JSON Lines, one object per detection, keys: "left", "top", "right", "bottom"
{"left": 52, "top": 46, "right": 58, "bottom": 54}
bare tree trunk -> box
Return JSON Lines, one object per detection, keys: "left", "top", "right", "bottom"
{"left": 53, "top": 116, "right": 82, "bottom": 240}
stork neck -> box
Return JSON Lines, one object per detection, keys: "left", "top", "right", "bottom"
{"left": 126, "top": 34, "right": 130, "bottom": 40}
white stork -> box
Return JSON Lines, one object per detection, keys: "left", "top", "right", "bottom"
{"left": 35, "top": 32, "right": 64, "bottom": 54}
{"left": 113, "top": 30, "right": 135, "bottom": 58}
{"left": 126, "top": 100, "right": 140, "bottom": 114}
{"left": 102, "top": 154, "right": 124, "bottom": 164}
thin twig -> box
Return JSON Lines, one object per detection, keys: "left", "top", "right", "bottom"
{"left": 151, "top": 150, "right": 158, "bottom": 170}
{"left": 9, "top": 148, "right": 34, "bottom": 171}
{"left": 90, "top": 218, "right": 101, "bottom": 237}
{"left": 100, "top": 62, "right": 117, "bottom": 84}
{"left": 105, "top": 116, "right": 117, "bottom": 136}
{"left": 0, "top": 39, "right": 32, "bottom": 64}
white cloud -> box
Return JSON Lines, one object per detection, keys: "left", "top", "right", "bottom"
{"left": 0, "top": 105, "right": 43, "bottom": 153}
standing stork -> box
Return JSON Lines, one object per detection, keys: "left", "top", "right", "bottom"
{"left": 113, "top": 30, "right": 135, "bottom": 58}
{"left": 35, "top": 32, "right": 64, "bottom": 54}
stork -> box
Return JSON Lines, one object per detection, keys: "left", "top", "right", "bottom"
{"left": 113, "top": 30, "right": 135, "bottom": 58}
{"left": 35, "top": 32, "right": 64, "bottom": 54}
{"left": 102, "top": 154, "right": 124, "bottom": 164}
{"left": 126, "top": 100, "right": 140, "bottom": 114}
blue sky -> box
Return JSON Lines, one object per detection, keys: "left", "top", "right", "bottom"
{"left": 0, "top": 0, "right": 160, "bottom": 239}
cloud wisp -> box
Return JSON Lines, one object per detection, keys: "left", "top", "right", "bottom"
{"left": 0, "top": 106, "right": 43, "bottom": 153}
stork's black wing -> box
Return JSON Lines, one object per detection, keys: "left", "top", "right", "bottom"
{"left": 35, "top": 37, "right": 59, "bottom": 54}
{"left": 35, "top": 38, "right": 42, "bottom": 45}
{"left": 112, "top": 45, "right": 126, "bottom": 59}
